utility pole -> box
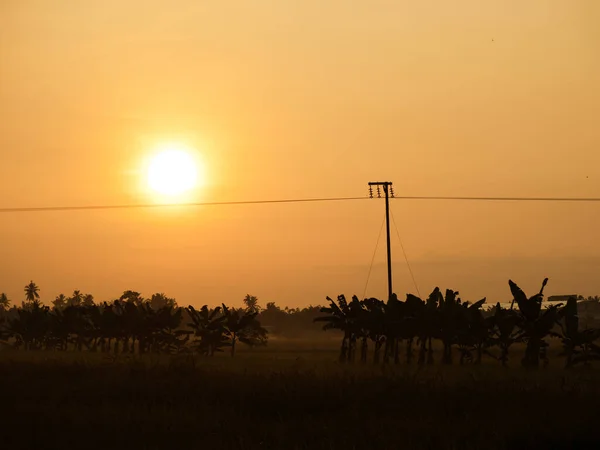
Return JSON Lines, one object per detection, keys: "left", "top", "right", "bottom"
{"left": 368, "top": 181, "right": 394, "bottom": 301}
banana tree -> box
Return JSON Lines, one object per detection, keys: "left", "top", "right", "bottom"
{"left": 0, "top": 316, "right": 9, "bottom": 347}
{"left": 438, "top": 289, "right": 463, "bottom": 365}
{"left": 455, "top": 298, "right": 487, "bottom": 364}
{"left": 399, "top": 293, "right": 425, "bottom": 365}
{"left": 416, "top": 289, "right": 440, "bottom": 366}
{"left": 509, "top": 278, "right": 558, "bottom": 368}
{"left": 222, "top": 304, "right": 268, "bottom": 357}
{"left": 149, "top": 304, "right": 190, "bottom": 354}
{"left": 557, "top": 298, "right": 600, "bottom": 367}
{"left": 361, "top": 297, "right": 386, "bottom": 364}
{"left": 187, "top": 305, "right": 229, "bottom": 356}
{"left": 487, "top": 303, "right": 522, "bottom": 367}
{"left": 315, "top": 295, "right": 357, "bottom": 363}
{"left": 8, "top": 300, "right": 50, "bottom": 350}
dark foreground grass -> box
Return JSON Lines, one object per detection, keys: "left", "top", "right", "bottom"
{"left": 0, "top": 351, "right": 599, "bottom": 450}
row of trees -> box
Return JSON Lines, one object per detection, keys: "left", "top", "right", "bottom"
{"left": 3, "top": 279, "right": 600, "bottom": 368}
{"left": 0, "top": 284, "right": 267, "bottom": 357}
{"left": 0, "top": 286, "right": 327, "bottom": 340}
{"left": 315, "top": 279, "right": 600, "bottom": 368}
{"left": 0, "top": 283, "right": 178, "bottom": 312}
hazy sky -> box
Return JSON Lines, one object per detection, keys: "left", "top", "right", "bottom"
{"left": 1, "top": 1, "right": 599, "bottom": 307}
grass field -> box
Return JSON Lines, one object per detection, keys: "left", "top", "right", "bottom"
{"left": 1, "top": 339, "right": 599, "bottom": 450}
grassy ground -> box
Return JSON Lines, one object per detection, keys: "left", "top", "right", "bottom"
{"left": 1, "top": 340, "right": 599, "bottom": 450}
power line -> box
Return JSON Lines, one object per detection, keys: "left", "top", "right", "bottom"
{"left": 0, "top": 196, "right": 369, "bottom": 214}
{"left": 394, "top": 196, "right": 600, "bottom": 202}
{"left": 1, "top": 194, "right": 599, "bottom": 214}
{"left": 363, "top": 214, "right": 386, "bottom": 300}
{"left": 390, "top": 208, "right": 421, "bottom": 298}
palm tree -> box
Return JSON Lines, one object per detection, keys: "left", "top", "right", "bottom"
{"left": 0, "top": 293, "right": 10, "bottom": 311}
{"left": 23, "top": 281, "right": 40, "bottom": 308}
{"left": 82, "top": 294, "right": 95, "bottom": 307}
{"left": 68, "top": 290, "right": 83, "bottom": 307}
{"left": 243, "top": 294, "right": 260, "bottom": 313}
{"left": 53, "top": 294, "right": 67, "bottom": 310}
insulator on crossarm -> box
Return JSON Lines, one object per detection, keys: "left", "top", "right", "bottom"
{"left": 377, "top": 186, "right": 381, "bottom": 198}
{"left": 369, "top": 186, "right": 373, "bottom": 198}
{"left": 390, "top": 186, "right": 395, "bottom": 198}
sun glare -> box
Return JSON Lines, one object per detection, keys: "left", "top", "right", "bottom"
{"left": 147, "top": 145, "right": 201, "bottom": 197}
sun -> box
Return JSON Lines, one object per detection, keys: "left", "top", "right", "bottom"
{"left": 147, "top": 145, "right": 202, "bottom": 197}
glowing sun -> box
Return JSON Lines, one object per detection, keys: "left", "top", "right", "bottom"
{"left": 147, "top": 146, "right": 201, "bottom": 197}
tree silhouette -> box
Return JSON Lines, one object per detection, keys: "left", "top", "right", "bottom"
{"left": 557, "top": 297, "right": 600, "bottom": 367}
{"left": 222, "top": 304, "right": 268, "bottom": 357}
{"left": 53, "top": 294, "right": 67, "bottom": 310}
{"left": 243, "top": 294, "right": 260, "bottom": 313}
{"left": 68, "top": 290, "right": 83, "bottom": 307}
{"left": 0, "top": 293, "right": 10, "bottom": 311}
{"left": 23, "top": 281, "right": 40, "bottom": 308}
{"left": 509, "top": 278, "right": 556, "bottom": 368}
{"left": 187, "top": 305, "right": 229, "bottom": 356}
{"left": 150, "top": 293, "right": 176, "bottom": 310}
{"left": 3, "top": 277, "right": 600, "bottom": 369}
{"left": 82, "top": 294, "right": 95, "bottom": 307}
{"left": 120, "top": 291, "right": 144, "bottom": 306}
{"left": 315, "top": 295, "right": 362, "bottom": 363}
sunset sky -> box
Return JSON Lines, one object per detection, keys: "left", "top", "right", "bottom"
{"left": 1, "top": 1, "right": 599, "bottom": 307}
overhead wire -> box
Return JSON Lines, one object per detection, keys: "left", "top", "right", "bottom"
{"left": 363, "top": 214, "right": 386, "bottom": 300}
{"left": 393, "top": 196, "right": 600, "bottom": 202}
{"left": 0, "top": 196, "right": 369, "bottom": 214}
{"left": 0, "top": 195, "right": 599, "bottom": 214}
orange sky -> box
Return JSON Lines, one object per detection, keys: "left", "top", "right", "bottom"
{"left": 1, "top": 1, "right": 599, "bottom": 307}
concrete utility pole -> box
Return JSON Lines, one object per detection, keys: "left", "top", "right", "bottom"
{"left": 368, "top": 181, "right": 394, "bottom": 301}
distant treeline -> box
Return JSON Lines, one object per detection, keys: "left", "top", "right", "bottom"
{"left": 1, "top": 279, "right": 600, "bottom": 368}
{"left": 0, "top": 284, "right": 326, "bottom": 356}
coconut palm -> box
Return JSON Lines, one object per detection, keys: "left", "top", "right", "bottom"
{"left": 23, "top": 281, "right": 40, "bottom": 307}
{"left": 82, "top": 294, "right": 95, "bottom": 307}
{"left": 68, "top": 290, "right": 83, "bottom": 307}
{"left": 0, "top": 293, "right": 10, "bottom": 311}
{"left": 53, "top": 294, "right": 67, "bottom": 310}
{"left": 242, "top": 294, "right": 260, "bottom": 313}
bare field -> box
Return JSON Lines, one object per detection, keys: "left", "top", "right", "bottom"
{"left": 1, "top": 339, "right": 599, "bottom": 450}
